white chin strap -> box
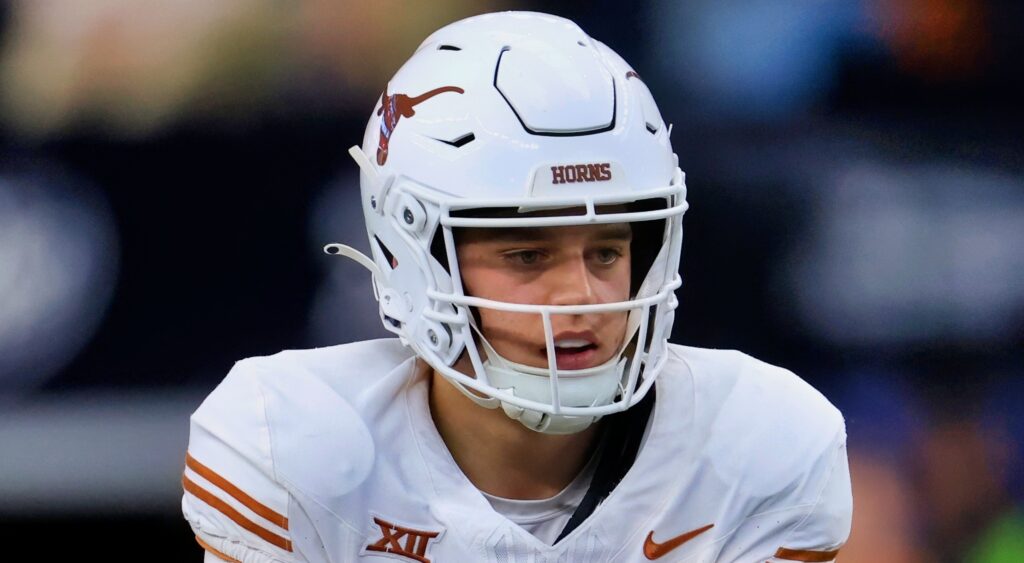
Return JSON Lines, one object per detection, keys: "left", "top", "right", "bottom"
{"left": 439, "top": 297, "right": 646, "bottom": 435}
{"left": 475, "top": 337, "right": 628, "bottom": 435}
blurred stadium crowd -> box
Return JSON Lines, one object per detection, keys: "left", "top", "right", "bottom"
{"left": 0, "top": 1, "right": 1021, "bottom": 561}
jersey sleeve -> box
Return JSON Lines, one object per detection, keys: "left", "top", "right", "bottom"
{"left": 181, "top": 359, "right": 302, "bottom": 563}
{"left": 723, "top": 423, "right": 853, "bottom": 562}
{"left": 765, "top": 428, "right": 852, "bottom": 562}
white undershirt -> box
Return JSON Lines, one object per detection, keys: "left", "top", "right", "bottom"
{"left": 480, "top": 449, "right": 599, "bottom": 545}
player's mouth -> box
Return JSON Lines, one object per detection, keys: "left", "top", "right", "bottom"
{"left": 545, "top": 331, "right": 601, "bottom": 370}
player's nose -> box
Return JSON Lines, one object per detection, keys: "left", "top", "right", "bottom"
{"left": 548, "top": 254, "right": 599, "bottom": 307}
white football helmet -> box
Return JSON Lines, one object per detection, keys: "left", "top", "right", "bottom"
{"left": 327, "top": 11, "right": 687, "bottom": 434}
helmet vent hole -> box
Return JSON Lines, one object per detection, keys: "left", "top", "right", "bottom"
{"left": 374, "top": 236, "right": 398, "bottom": 269}
{"left": 645, "top": 122, "right": 659, "bottom": 134}
{"left": 435, "top": 132, "right": 476, "bottom": 148}
{"left": 438, "top": 44, "right": 462, "bottom": 51}
{"left": 577, "top": 40, "right": 586, "bottom": 47}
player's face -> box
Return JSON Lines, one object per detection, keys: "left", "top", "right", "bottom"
{"left": 456, "top": 223, "right": 632, "bottom": 371}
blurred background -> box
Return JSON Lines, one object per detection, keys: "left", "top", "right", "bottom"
{"left": 0, "top": 1, "right": 1021, "bottom": 561}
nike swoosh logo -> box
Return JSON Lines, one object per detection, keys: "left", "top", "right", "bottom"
{"left": 643, "top": 523, "right": 714, "bottom": 560}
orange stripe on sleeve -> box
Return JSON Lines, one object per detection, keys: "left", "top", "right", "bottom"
{"left": 194, "top": 535, "right": 242, "bottom": 563}
{"left": 185, "top": 452, "right": 289, "bottom": 530}
{"left": 774, "top": 547, "right": 841, "bottom": 561}
{"left": 183, "top": 474, "right": 293, "bottom": 552}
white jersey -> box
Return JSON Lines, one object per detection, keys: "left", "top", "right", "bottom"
{"left": 181, "top": 339, "right": 851, "bottom": 563}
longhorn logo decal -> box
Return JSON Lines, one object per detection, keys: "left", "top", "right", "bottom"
{"left": 377, "top": 85, "right": 464, "bottom": 165}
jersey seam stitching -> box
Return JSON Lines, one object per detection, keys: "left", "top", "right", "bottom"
{"left": 774, "top": 427, "right": 845, "bottom": 552}
{"left": 196, "top": 529, "right": 289, "bottom": 563}
{"left": 745, "top": 502, "right": 819, "bottom": 519}
{"left": 254, "top": 363, "right": 368, "bottom": 541}
{"left": 404, "top": 358, "right": 446, "bottom": 497}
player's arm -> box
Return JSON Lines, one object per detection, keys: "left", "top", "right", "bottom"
{"left": 181, "top": 359, "right": 304, "bottom": 563}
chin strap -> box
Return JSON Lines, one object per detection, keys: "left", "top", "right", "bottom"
{"left": 475, "top": 335, "right": 625, "bottom": 435}
{"left": 457, "top": 312, "right": 646, "bottom": 435}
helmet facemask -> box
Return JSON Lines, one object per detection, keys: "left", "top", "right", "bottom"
{"left": 435, "top": 201, "right": 671, "bottom": 434}
{"left": 328, "top": 163, "right": 686, "bottom": 434}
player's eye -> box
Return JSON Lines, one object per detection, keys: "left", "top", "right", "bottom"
{"left": 503, "top": 249, "right": 545, "bottom": 266}
{"left": 593, "top": 247, "right": 623, "bottom": 265}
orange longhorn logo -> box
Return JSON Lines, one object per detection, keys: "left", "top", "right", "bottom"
{"left": 376, "top": 85, "right": 464, "bottom": 165}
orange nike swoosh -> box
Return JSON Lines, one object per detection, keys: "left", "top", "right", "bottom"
{"left": 643, "top": 523, "right": 715, "bottom": 560}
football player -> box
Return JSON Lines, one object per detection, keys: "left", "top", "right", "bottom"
{"left": 182, "top": 11, "right": 852, "bottom": 563}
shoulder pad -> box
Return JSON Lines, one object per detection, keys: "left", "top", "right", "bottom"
{"left": 721, "top": 433, "right": 852, "bottom": 562}
{"left": 251, "top": 354, "right": 376, "bottom": 499}
{"left": 183, "top": 356, "right": 375, "bottom": 560}
{"left": 672, "top": 345, "right": 845, "bottom": 496}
